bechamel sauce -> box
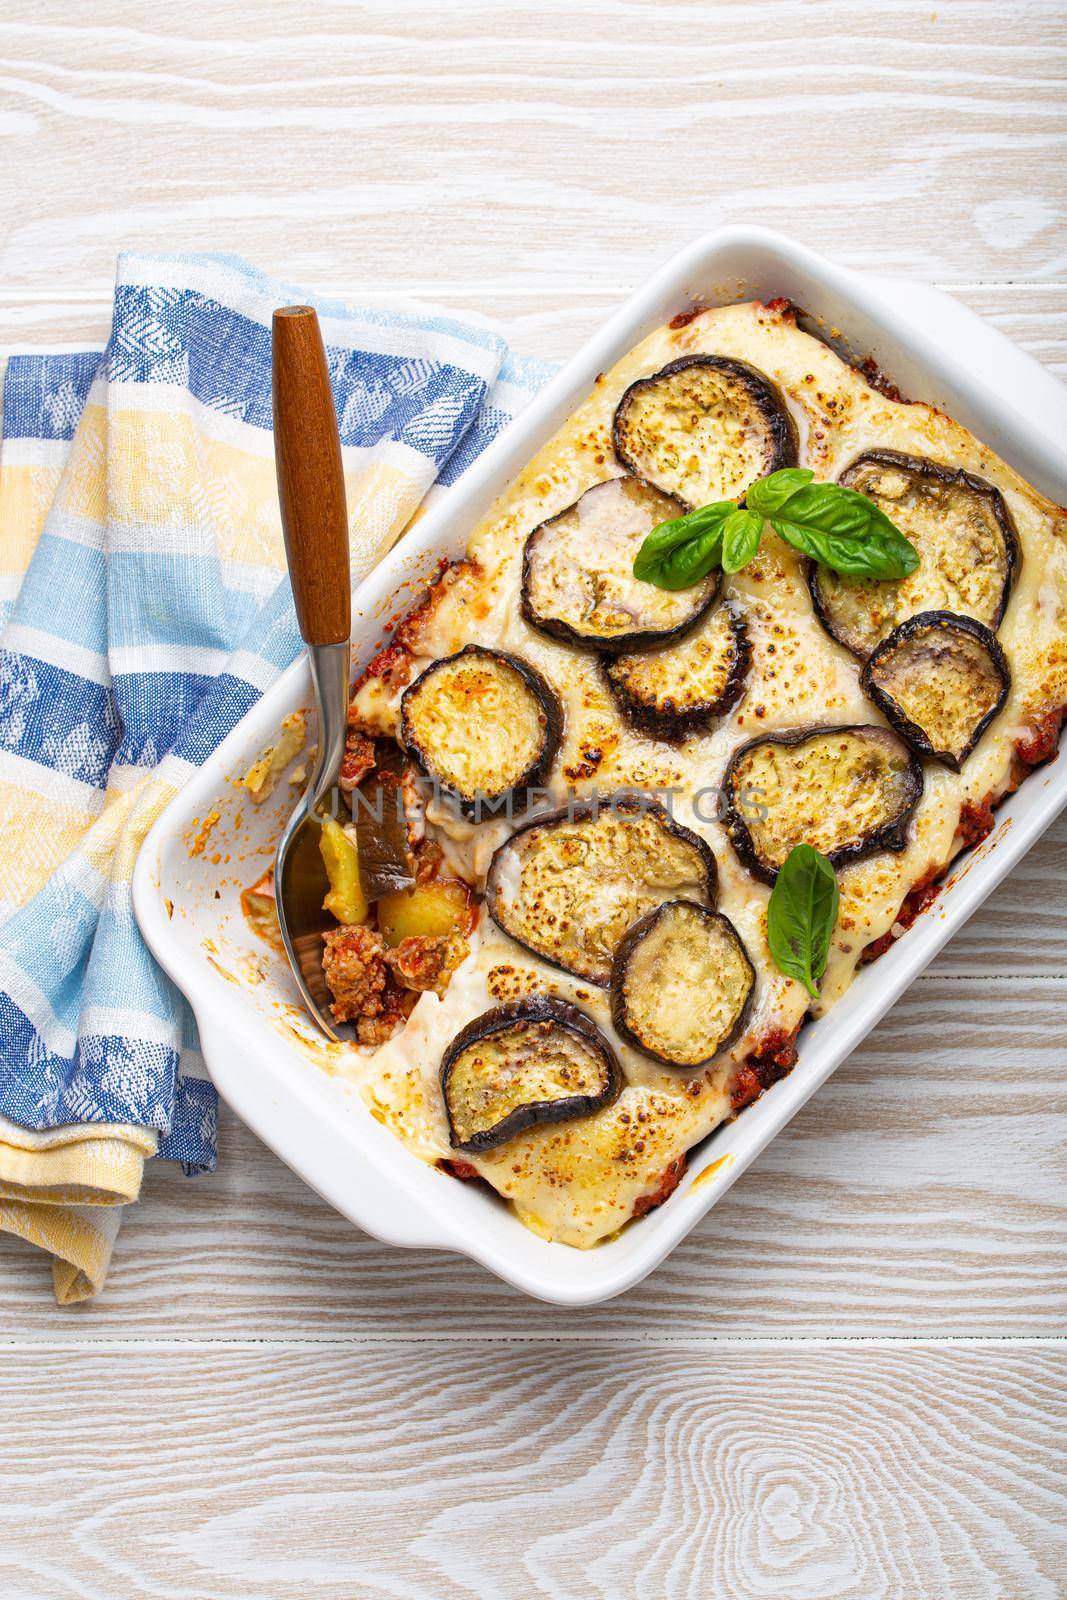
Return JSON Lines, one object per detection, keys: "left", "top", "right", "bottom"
{"left": 346, "top": 302, "right": 1067, "bottom": 1247}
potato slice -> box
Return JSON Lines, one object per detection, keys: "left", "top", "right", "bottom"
{"left": 319, "top": 816, "right": 368, "bottom": 925}
{"left": 378, "top": 878, "right": 473, "bottom": 947}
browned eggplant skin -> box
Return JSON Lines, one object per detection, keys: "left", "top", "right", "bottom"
{"left": 399, "top": 644, "right": 563, "bottom": 819}
{"left": 440, "top": 996, "right": 622, "bottom": 1153}
{"left": 721, "top": 724, "right": 924, "bottom": 885}
{"left": 354, "top": 749, "right": 415, "bottom": 899}
{"left": 602, "top": 604, "right": 751, "bottom": 741}
{"left": 485, "top": 795, "right": 719, "bottom": 984}
{"left": 520, "top": 479, "right": 720, "bottom": 655}
{"left": 611, "top": 355, "right": 799, "bottom": 507}
{"left": 609, "top": 901, "right": 756, "bottom": 1068}
{"left": 808, "top": 449, "right": 1022, "bottom": 658}
{"left": 859, "top": 610, "right": 1012, "bottom": 772}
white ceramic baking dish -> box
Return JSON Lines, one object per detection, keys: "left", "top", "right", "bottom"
{"left": 133, "top": 226, "right": 1067, "bottom": 1306}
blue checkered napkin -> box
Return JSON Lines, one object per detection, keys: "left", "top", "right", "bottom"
{"left": 0, "top": 251, "right": 553, "bottom": 1171}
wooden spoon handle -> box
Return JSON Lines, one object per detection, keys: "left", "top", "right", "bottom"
{"left": 272, "top": 305, "right": 351, "bottom": 647}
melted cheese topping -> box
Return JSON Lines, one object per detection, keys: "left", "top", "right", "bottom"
{"left": 403, "top": 652, "right": 549, "bottom": 797}
{"left": 345, "top": 301, "right": 1067, "bottom": 1248}
{"left": 524, "top": 476, "right": 712, "bottom": 644}
{"left": 726, "top": 727, "right": 918, "bottom": 875}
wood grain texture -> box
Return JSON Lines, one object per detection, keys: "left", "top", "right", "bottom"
{"left": 1, "top": 2, "right": 1065, "bottom": 290}
{"left": 272, "top": 305, "right": 351, "bottom": 645}
{"left": 1, "top": 977, "right": 1063, "bottom": 1339}
{"left": 3, "top": 283, "right": 1067, "bottom": 372}
{"left": 1, "top": 1342, "right": 1064, "bottom": 1599}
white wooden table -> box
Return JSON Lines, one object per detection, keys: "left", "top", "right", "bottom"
{"left": 1, "top": 5, "right": 1065, "bottom": 1595}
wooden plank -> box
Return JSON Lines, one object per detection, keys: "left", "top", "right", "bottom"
{"left": 0, "top": 2, "right": 1065, "bottom": 293}
{"left": 1, "top": 976, "right": 1063, "bottom": 1339}
{"left": 933, "top": 811, "right": 1067, "bottom": 976}
{"left": 0, "top": 1341, "right": 1063, "bottom": 1598}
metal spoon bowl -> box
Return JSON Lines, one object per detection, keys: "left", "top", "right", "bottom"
{"left": 274, "top": 642, "right": 354, "bottom": 1041}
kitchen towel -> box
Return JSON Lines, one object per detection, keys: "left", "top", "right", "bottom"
{"left": 0, "top": 252, "right": 552, "bottom": 1300}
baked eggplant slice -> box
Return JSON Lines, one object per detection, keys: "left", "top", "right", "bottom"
{"left": 610, "top": 900, "right": 756, "bottom": 1067}
{"left": 399, "top": 645, "right": 562, "bottom": 818}
{"left": 810, "top": 450, "right": 1021, "bottom": 658}
{"left": 486, "top": 796, "right": 717, "bottom": 985}
{"left": 603, "top": 602, "right": 750, "bottom": 740}
{"left": 521, "top": 476, "right": 719, "bottom": 653}
{"left": 860, "top": 611, "right": 1011, "bottom": 772}
{"left": 723, "top": 724, "right": 923, "bottom": 884}
{"left": 612, "top": 355, "right": 798, "bottom": 508}
{"left": 441, "top": 997, "right": 622, "bottom": 1153}
{"left": 353, "top": 768, "right": 415, "bottom": 900}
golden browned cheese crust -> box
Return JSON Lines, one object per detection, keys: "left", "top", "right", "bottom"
{"left": 486, "top": 802, "right": 715, "bottom": 986}
{"left": 338, "top": 300, "right": 1067, "bottom": 1248}
{"left": 812, "top": 452, "right": 1019, "bottom": 656}
{"left": 604, "top": 602, "right": 749, "bottom": 737}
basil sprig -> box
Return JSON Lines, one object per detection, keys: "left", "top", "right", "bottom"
{"left": 766, "top": 843, "right": 839, "bottom": 999}
{"left": 721, "top": 508, "right": 763, "bottom": 574}
{"left": 633, "top": 468, "right": 919, "bottom": 587}
{"left": 631, "top": 500, "right": 734, "bottom": 590}
{"left": 748, "top": 472, "right": 921, "bottom": 580}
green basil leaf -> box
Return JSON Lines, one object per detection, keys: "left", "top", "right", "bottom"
{"left": 721, "top": 508, "right": 763, "bottom": 573}
{"left": 745, "top": 467, "right": 814, "bottom": 519}
{"left": 766, "top": 843, "right": 839, "bottom": 999}
{"left": 645, "top": 526, "right": 725, "bottom": 590}
{"left": 771, "top": 514, "right": 919, "bottom": 580}
{"left": 634, "top": 469, "right": 920, "bottom": 589}
{"left": 632, "top": 501, "right": 734, "bottom": 589}
{"left": 764, "top": 481, "right": 920, "bottom": 580}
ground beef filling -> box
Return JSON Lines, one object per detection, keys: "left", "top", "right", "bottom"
{"left": 321, "top": 923, "right": 469, "bottom": 1043}
{"left": 731, "top": 1025, "right": 802, "bottom": 1112}
{"left": 339, "top": 722, "right": 376, "bottom": 794}
{"left": 318, "top": 709, "right": 473, "bottom": 1042}
{"left": 1014, "top": 707, "right": 1066, "bottom": 771}
{"left": 632, "top": 1155, "right": 688, "bottom": 1217}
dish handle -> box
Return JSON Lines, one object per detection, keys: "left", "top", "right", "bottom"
{"left": 194, "top": 1007, "right": 463, "bottom": 1255}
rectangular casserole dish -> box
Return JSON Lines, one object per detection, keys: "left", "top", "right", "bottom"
{"left": 132, "top": 226, "right": 1067, "bottom": 1306}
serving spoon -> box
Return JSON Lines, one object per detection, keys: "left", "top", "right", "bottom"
{"left": 272, "top": 305, "right": 355, "bottom": 1042}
